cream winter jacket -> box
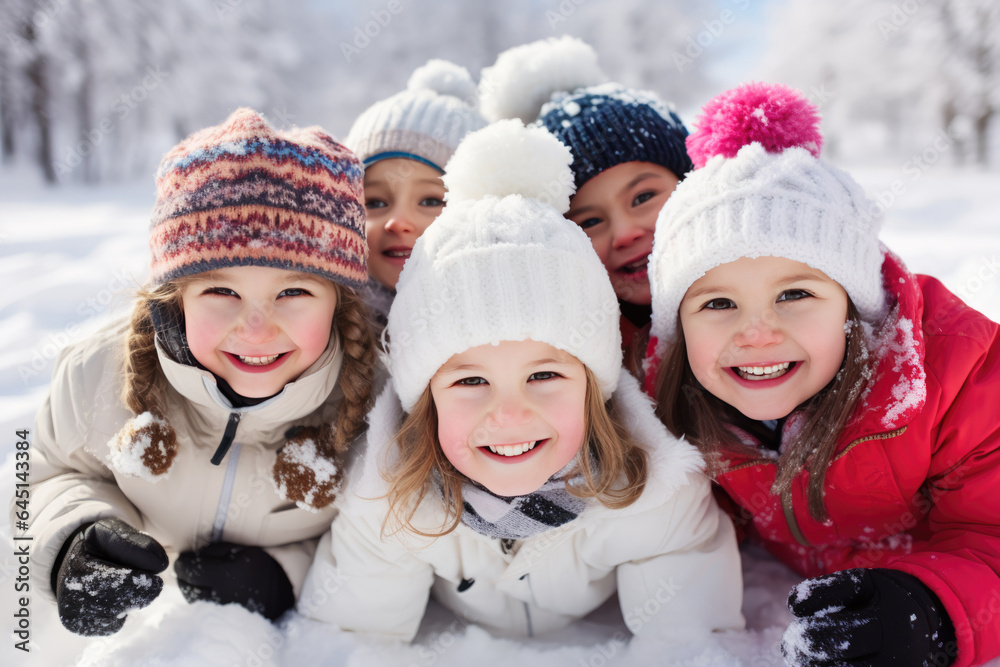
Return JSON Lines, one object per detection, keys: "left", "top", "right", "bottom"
{"left": 19, "top": 315, "right": 358, "bottom": 602}
{"left": 300, "top": 370, "right": 745, "bottom": 642}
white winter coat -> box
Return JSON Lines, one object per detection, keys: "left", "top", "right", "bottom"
{"left": 300, "top": 370, "right": 744, "bottom": 642}
{"left": 18, "top": 315, "right": 359, "bottom": 602}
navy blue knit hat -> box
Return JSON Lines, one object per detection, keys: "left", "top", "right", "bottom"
{"left": 535, "top": 84, "right": 693, "bottom": 190}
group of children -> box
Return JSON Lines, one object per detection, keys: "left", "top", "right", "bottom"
{"left": 15, "top": 35, "right": 1000, "bottom": 667}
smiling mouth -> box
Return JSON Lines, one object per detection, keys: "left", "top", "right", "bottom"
{"left": 228, "top": 353, "right": 286, "bottom": 367}
{"left": 733, "top": 362, "right": 795, "bottom": 381}
{"left": 616, "top": 253, "right": 650, "bottom": 275}
{"left": 484, "top": 440, "right": 542, "bottom": 457}
{"left": 383, "top": 248, "right": 412, "bottom": 259}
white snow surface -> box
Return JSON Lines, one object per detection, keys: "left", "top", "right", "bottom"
{"left": 2, "top": 164, "right": 1000, "bottom": 665}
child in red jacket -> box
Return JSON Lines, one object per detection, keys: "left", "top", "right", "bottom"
{"left": 643, "top": 82, "right": 1000, "bottom": 667}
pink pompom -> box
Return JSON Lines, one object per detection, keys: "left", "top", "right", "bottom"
{"left": 686, "top": 82, "right": 823, "bottom": 169}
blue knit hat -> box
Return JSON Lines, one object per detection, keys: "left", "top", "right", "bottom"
{"left": 535, "top": 83, "right": 693, "bottom": 190}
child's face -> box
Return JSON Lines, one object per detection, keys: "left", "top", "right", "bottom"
{"left": 181, "top": 266, "right": 338, "bottom": 398}
{"left": 566, "top": 161, "right": 679, "bottom": 306}
{"left": 429, "top": 340, "right": 588, "bottom": 497}
{"left": 679, "top": 256, "right": 849, "bottom": 421}
{"left": 363, "top": 158, "right": 446, "bottom": 289}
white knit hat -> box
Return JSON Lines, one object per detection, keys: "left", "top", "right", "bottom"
{"left": 387, "top": 120, "right": 622, "bottom": 412}
{"left": 345, "top": 59, "right": 487, "bottom": 171}
{"left": 648, "top": 82, "right": 887, "bottom": 359}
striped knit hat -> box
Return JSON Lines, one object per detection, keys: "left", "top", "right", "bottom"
{"left": 149, "top": 108, "right": 367, "bottom": 288}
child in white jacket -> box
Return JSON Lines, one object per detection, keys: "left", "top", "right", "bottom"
{"left": 300, "top": 120, "right": 745, "bottom": 646}
{"left": 17, "top": 109, "right": 379, "bottom": 636}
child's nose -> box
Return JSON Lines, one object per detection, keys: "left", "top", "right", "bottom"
{"left": 384, "top": 210, "right": 416, "bottom": 234}
{"left": 485, "top": 393, "right": 533, "bottom": 430}
{"left": 610, "top": 217, "right": 645, "bottom": 250}
{"left": 733, "top": 310, "right": 784, "bottom": 347}
{"left": 236, "top": 304, "right": 278, "bottom": 343}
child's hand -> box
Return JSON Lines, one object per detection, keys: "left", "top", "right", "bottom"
{"left": 53, "top": 518, "right": 169, "bottom": 636}
{"left": 174, "top": 542, "right": 294, "bottom": 621}
{"left": 780, "top": 568, "right": 955, "bottom": 666}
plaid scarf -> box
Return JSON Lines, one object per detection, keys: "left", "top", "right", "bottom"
{"left": 460, "top": 465, "right": 587, "bottom": 540}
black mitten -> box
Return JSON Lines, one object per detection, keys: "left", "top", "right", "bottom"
{"left": 52, "top": 518, "right": 169, "bottom": 636}
{"left": 781, "top": 568, "right": 956, "bottom": 666}
{"left": 174, "top": 542, "right": 294, "bottom": 621}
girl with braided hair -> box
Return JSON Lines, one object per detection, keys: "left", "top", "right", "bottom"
{"left": 16, "top": 108, "right": 380, "bottom": 636}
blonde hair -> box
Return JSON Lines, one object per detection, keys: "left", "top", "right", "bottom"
{"left": 122, "top": 276, "right": 377, "bottom": 457}
{"left": 383, "top": 366, "right": 648, "bottom": 538}
{"left": 648, "top": 300, "right": 874, "bottom": 521}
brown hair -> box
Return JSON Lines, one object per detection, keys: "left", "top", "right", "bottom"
{"left": 383, "top": 366, "right": 648, "bottom": 538}
{"left": 650, "top": 300, "right": 873, "bottom": 522}
{"left": 122, "top": 277, "right": 377, "bottom": 458}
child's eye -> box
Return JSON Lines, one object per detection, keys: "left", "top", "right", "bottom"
{"left": 528, "top": 371, "right": 562, "bottom": 382}
{"left": 455, "top": 377, "right": 487, "bottom": 387}
{"left": 366, "top": 199, "right": 388, "bottom": 210}
{"left": 701, "top": 298, "right": 736, "bottom": 310}
{"left": 204, "top": 287, "right": 239, "bottom": 298}
{"left": 777, "top": 289, "right": 813, "bottom": 302}
{"left": 420, "top": 197, "right": 445, "bottom": 207}
{"left": 632, "top": 191, "right": 655, "bottom": 206}
{"left": 576, "top": 217, "right": 603, "bottom": 230}
{"left": 278, "top": 288, "right": 312, "bottom": 298}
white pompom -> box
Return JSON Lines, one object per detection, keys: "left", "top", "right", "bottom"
{"left": 478, "top": 35, "right": 607, "bottom": 123}
{"left": 442, "top": 119, "right": 576, "bottom": 212}
{"left": 407, "top": 59, "right": 477, "bottom": 101}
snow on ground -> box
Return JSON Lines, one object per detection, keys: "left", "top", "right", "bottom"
{"left": 1, "top": 163, "right": 999, "bottom": 666}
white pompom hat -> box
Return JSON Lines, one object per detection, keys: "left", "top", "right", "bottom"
{"left": 647, "top": 82, "right": 888, "bottom": 361}
{"left": 345, "top": 59, "right": 487, "bottom": 171}
{"left": 478, "top": 35, "right": 607, "bottom": 124}
{"left": 387, "top": 120, "right": 622, "bottom": 412}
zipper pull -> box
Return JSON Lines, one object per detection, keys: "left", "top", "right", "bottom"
{"left": 210, "top": 413, "right": 242, "bottom": 465}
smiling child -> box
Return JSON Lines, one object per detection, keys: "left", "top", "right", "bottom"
{"left": 17, "top": 109, "right": 379, "bottom": 635}
{"left": 645, "top": 83, "right": 1000, "bottom": 667}
{"left": 299, "top": 120, "right": 744, "bottom": 647}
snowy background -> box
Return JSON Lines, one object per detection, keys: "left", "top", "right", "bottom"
{"left": 1, "top": 0, "right": 999, "bottom": 665}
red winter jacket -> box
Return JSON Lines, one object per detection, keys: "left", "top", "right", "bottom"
{"left": 650, "top": 252, "right": 1000, "bottom": 667}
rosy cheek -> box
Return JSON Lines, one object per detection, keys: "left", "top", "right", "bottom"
{"left": 437, "top": 428, "right": 474, "bottom": 469}
{"left": 183, "top": 307, "right": 223, "bottom": 364}
{"left": 297, "top": 320, "right": 332, "bottom": 359}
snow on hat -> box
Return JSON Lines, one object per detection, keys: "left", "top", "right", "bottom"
{"left": 149, "top": 108, "right": 366, "bottom": 289}
{"left": 387, "top": 119, "right": 622, "bottom": 412}
{"left": 345, "top": 59, "right": 487, "bottom": 172}
{"left": 536, "top": 83, "right": 694, "bottom": 190}
{"left": 479, "top": 36, "right": 692, "bottom": 189}
{"left": 647, "top": 82, "right": 887, "bottom": 361}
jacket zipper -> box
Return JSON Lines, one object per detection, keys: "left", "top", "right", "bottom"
{"left": 210, "top": 412, "right": 242, "bottom": 465}
{"left": 725, "top": 426, "right": 909, "bottom": 547}
{"left": 211, "top": 442, "right": 242, "bottom": 542}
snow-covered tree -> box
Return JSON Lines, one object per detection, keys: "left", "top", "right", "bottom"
{"left": 759, "top": 0, "right": 999, "bottom": 166}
